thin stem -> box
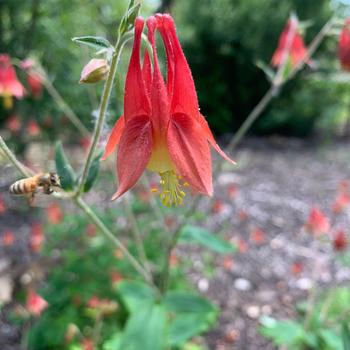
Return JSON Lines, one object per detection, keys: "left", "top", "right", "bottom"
{"left": 123, "top": 196, "right": 153, "bottom": 280}
{"left": 0, "top": 136, "right": 33, "bottom": 177}
{"left": 37, "top": 70, "right": 91, "bottom": 138}
{"left": 76, "top": 36, "right": 128, "bottom": 195}
{"left": 74, "top": 197, "right": 153, "bottom": 284}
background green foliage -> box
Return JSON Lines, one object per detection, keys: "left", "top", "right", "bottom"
{"left": 1, "top": 0, "right": 348, "bottom": 138}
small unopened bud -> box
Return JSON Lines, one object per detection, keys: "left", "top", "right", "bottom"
{"left": 80, "top": 59, "right": 109, "bottom": 84}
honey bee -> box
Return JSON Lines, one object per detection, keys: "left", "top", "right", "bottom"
{"left": 9, "top": 172, "right": 61, "bottom": 204}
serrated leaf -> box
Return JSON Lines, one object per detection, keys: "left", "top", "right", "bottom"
{"left": 119, "top": 304, "right": 166, "bottom": 350}
{"left": 55, "top": 142, "right": 76, "bottom": 191}
{"left": 115, "top": 280, "right": 156, "bottom": 313}
{"left": 72, "top": 36, "right": 112, "bottom": 50}
{"left": 83, "top": 151, "right": 102, "bottom": 192}
{"left": 179, "top": 225, "right": 237, "bottom": 254}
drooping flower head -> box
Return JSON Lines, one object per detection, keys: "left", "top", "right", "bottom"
{"left": 0, "top": 54, "right": 25, "bottom": 109}
{"left": 271, "top": 15, "right": 308, "bottom": 69}
{"left": 103, "top": 14, "right": 235, "bottom": 206}
{"left": 339, "top": 19, "right": 350, "bottom": 71}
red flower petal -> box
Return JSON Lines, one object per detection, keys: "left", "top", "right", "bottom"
{"left": 101, "top": 116, "right": 125, "bottom": 160}
{"left": 198, "top": 114, "right": 235, "bottom": 164}
{"left": 162, "top": 15, "right": 200, "bottom": 119}
{"left": 124, "top": 17, "right": 150, "bottom": 121}
{"left": 112, "top": 115, "right": 152, "bottom": 200}
{"left": 167, "top": 113, "right": 212, "bottom": 195}
{"left": 155, "top": 14, "right": 174, "bottom": 98}
{"left": 147, "top": 16, "right": 170, "bottom": 135}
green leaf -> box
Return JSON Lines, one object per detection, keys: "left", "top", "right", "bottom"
{"left": 179, "top": 225, "right": 237, "bottom": 254}
{"left": 103, "top": 333, "right": 122, "bottom": 350}
{"left": 119, "top": 304, "right": 166, "bottom": 350}
{"left": 163, "top": 291, "right": 217, "bottom": 346}
{"left": 320, "top": 329, "right": 343, "bottom": 350}
{"left": 55, "top": 141, "right": 76, "bottom": 191}
{"left": 115, "top": 280, "right": 156, "bottom": 313}
{"left": 163, "top": 291, "right": 217, "bottom": 315}
{"left": 259, "top": 316, "right": 305, "bottom": 346}
{"left": 255, "top": 60, "right": 275, "bottom": 83}
{"left": 72, "top": 36, "right": 112, "bottom": 50}
{"left": 342, "top": 324, "right": 350, "bottom": 350}
{"left": 119, "top": 1, "right": 141, "bottom": 35}
{"left": 83, "top": 151, "right": 102, "bottom": 192}
{"left": 169, "top": 313, "right": 214, "bottom": 346}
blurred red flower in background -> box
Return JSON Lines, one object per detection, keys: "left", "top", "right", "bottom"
{"left": 26, "top": 120, "right": 41, "bottom": 137}
{"left": 332, "top": 192, "right": 350, "bottom": 214}
{"left": 271, "top": 16, "right": 308, "bottom": 69}
{"left": 102, "top": 15, "right": 234, "bottom": 206}
{"left": 0, "top": 54, "right": 25, "bottom": 109}
{"left": 305, "top": 207, "right": 330, "bottom": 236}
{"left": 47, "top": 203, "right": 63, "bottom": 224}
{"left": 0, "top": 194, "right": 6, "bottom": 214}
{"left": 27, "top": 72, "right": 43, "bottom": 98}
{"left": 339, "top": 19, "right": 350, "bottom": 70}
{"left": 26, "top": 289, "right": 48, "bottom": 316}
{"left": 250, "top": 227, "right": 266, "bottom": 244}
{"left": 2, "top": 231, "right": 15, "bottom": 246}
{"left": 333, "top": 229, "right": 347, "bottom": 252}
{"left": 5, "top": 114, "right": 21, "bottom": 133}
{"left": 29, "top": 222, "right": 44, "bottom": 253}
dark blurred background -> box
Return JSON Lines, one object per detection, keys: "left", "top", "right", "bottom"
{"left": 1, "top": 0, "right": 349, "bottom": 143}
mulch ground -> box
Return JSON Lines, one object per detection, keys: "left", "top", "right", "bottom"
{"left": 1, "top": 136, "right": 350, "bottom": 349}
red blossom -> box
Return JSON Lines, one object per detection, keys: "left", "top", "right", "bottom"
{"left": 291, "top": 261, "right": 303, "bottom": 276}
{"left": 114, "top": 248, "right": 124, "bottom": 259}
{"left": 227, "top": 183, "right": 238, "bottom": 199}
{"left": 305, "top": 207, "right": 330, "bottom": 236}
{"left": 333, "top": 229, "right": 348, "bottom": 252}
{"left": 26, "top": 289, "right": 48, "bottom": 316}
{"left": 211, "top": 199, "right": 225, "bottom": 214}
{"left": 80, "top": 137, "right": 91, "bottom": 152}
{"left": 110, "top": 271, "right": 123, "bottom": 285}
{"left": 102, "top": 15, "right": 235, "bottom": 206}
{"left": 27, "top": 72, "right": 43, "bottom": 98}
{"left": 29, "top": 222, "right": 44, "bottom": 253}
{"left": 222, "top": 256, "right": 234, "bottom": 271}
{"left": 0, "top": 54, "right": 25, "bottom": 109}
{"left": 2, "top": 231, "right": 15, "bottom": 246}
{"left": 332, "top": 192, "right": 350, "bottom": 214}
{"left": 81, "top": 339, "right": 95, "bottom": 350}
{"left": 0, "top": 194, "right": 6, "bottom": 214}
{"left": 6, "top": 114, "right": 21, "bottom": 133}
{"left": 47, "top": 203, "right": 63, "bottom": 224}
{"left": 26, "top": 120, "right": 40, "bottom": 137}
{"left": 339, "top": 19, "right": 350, "bottom": 70}
{"left": 250, "top": 227, "right": 266, "bottom": 244}
{"left": 271, "top": 16, "right": 308, "bottom": 69}
{"left": 237, "top": 238, "right": 248, "bottom": 253}
{"left": 169, "top": 251, "right": 178, "bottom": 267}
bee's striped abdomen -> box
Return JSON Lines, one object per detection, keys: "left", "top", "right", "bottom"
{"left": 9, "top": 178, "right": 35, "bottom": 195}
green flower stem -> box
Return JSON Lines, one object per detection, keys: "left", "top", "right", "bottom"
{"left": 0, "top": 135, "right": 153, "bottom": 285}
{"left": 75, "top": 196, "right": 153, "bottom": 285}
{"left": 0, "top": 136, "right": 33, "bottom": 177}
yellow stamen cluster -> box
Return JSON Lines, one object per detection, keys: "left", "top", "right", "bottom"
{"left": 159, "top": 170, "right": 186, "bottom": 207}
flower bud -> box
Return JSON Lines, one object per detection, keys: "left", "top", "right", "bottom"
{"left": 80, "top": 59, "right": 109, "bottom": 84}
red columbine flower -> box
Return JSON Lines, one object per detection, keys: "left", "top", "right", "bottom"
{"left": 271, "top": 16, "right": 308, "bottom": 69}
{"left": 0, "top": 54, "right": 25, "bottom": 109}
{"left": 305, "top": 207, "right": 330, "bottom": 236}
{"left": 339, "top": 19, "right": 350, "bottom": 71}
{"left": 27, "top": 72, "right": 43, "bottom": 98}
{"left": 102, "top": 15, "right": 235, "bottom": 206}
